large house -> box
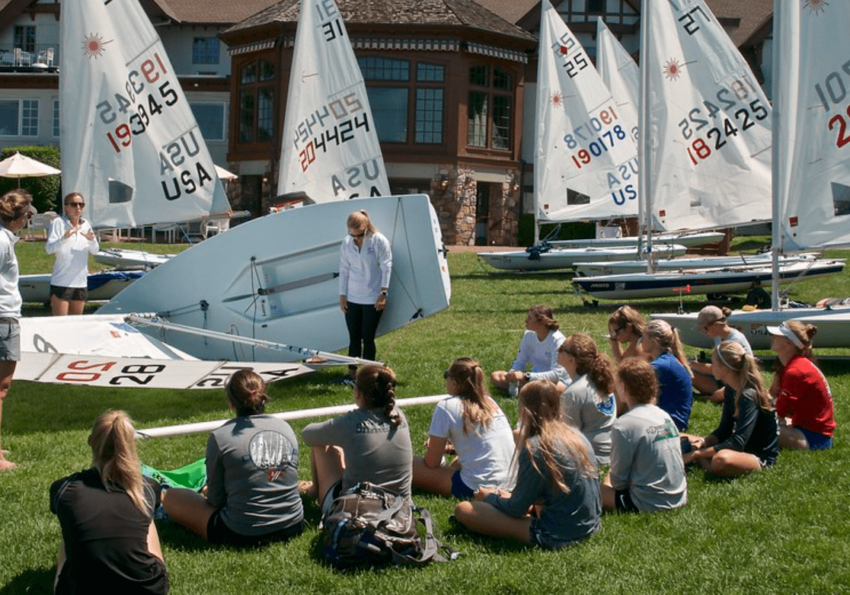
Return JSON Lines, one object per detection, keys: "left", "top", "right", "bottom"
{"left": 0, "top": 0, "right": 774, "bottom": 245}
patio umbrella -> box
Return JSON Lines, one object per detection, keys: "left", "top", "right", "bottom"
{"left": 0, "top": 152, "right": 61, "bottom": 187}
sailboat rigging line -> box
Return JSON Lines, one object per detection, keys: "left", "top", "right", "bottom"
{"left": 124, "top": 314, "right": 378, "bottom": 366}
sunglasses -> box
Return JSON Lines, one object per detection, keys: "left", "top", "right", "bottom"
{"left": 349, "top": 231, "right": 365, "bottom": 238}
{"left": 67, "top": 202, "right": 85, "bottom": 208}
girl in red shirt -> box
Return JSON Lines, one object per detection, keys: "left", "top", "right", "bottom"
{"left": 767, "top": 321, "right": 836, "bottom": 450}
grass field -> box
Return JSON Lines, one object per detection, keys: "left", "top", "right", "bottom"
{"left": 1, "top": 240, "right": 848, "bottom": 594}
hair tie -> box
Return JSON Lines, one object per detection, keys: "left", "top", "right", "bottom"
{"left": 594, "top": 353, "right": 599, "bottom": 360}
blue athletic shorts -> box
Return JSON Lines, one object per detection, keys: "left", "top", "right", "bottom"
{"left": 794, "top": 425, "right": 833, "bottom": 451}
{"left": 450, "top": 469, "right": 474, "bottom": 499}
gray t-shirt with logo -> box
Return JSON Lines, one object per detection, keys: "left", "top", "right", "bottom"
{"left": 609, "top": 403, "right": 687, "bottom": 512}
{"left": 206, "top": 414, "right": 304, "bottom": 536}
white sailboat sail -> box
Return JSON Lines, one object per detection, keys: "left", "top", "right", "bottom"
{"left": 59, "top": 0, "right": 231, "bottom": 229}
{"left": 596, "top": 19, "right": 639, "bottom": 118}
{"left": 535, "top": 0, "right": 639, "bottom": 224}
{"left": 644, "top": 0, "right": 771, "bottom": 232}
{"left": 774, "top": 0, "right": 850, "bottom": 252}
{"left": 277, "top": 0, "right": 390, "bottom": 203}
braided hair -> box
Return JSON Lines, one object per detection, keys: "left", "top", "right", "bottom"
{"left": 356, "top": 364, "right": 400, "bottom": 425}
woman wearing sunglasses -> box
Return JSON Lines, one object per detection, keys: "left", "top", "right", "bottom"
{"left": 337, "top": 209, "right": 391, "bottom": 386}
{"left": 607, "top": 305, "right": 648, "bottom": 363}
{"left": 45, "top": 192, "right": 99, "bottom": 316}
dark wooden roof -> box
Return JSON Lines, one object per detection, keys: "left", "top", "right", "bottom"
{"left": 227, "top": 0, "right": 536, "bottom": 42}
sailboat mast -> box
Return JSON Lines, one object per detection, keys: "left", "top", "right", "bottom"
{"left": 638, "top": 0, "right": 652, "bottom": 272}
{"left": 769, "top": 1, "right": 782, "bottom": 311}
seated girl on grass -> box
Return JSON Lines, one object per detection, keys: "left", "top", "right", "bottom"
{"left": 162, "top": 370, "right": 304, "bottom": 546}
{"left": 454, "top": 381, "right": 601, "bottom": 549}
{"left": 491, "top": 304, "right": 567, "bottom": 395}
{"left": 642, "top": 320, "right": 693, "bottom": 432}
{"left": 301, "top": 364, "right": 413, "bottom": 515}
{"left": 607, "top": 305, "right": 648, "bottom": 362}
{"left": 51, "top": 411, "right": 169, "bottom": 594}
{"left": 690, "top": 306, "right": 754, "bottom": 403}
{"left": 767, "top": 321, "right": 836, "bottom": 451}
{"left": 412, "top": 358, "right": 515, "bottom": 498}
{"left": 683, "top": 341, "right": 779, "bottom": 476}
{"left": 602, "top": 358, "right": 687, "bottom": 514}
{"left": 557, "top": 333, "right": 617, "bottom": 465}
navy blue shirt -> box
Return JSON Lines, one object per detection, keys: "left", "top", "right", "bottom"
{"left": 710, "top": 386, "right": 779, "bottom": 463}
{"left": 650, "top": 351, "right": 693, "bottom": 432}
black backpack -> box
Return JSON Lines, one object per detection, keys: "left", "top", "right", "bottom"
{"left": 321, "top": 482, "right": 459, "bottom": 569}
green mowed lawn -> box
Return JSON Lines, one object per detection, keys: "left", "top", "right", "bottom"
{"left": 1, "top": 241, "right": 848, "bottom": 594}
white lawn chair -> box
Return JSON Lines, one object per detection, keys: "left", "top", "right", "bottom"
{"left": 202, "top": 217, "right": 230, "bottom": 239}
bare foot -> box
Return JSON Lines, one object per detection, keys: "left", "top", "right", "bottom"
{"left": 0, "top": 459, "right": 17, "bottom": 471}
{"left": 298, "top": 480, "right": 317, "bottom": 498}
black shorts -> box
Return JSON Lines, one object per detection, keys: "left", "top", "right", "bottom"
{"left": 50, "top": 285, "right": 88, "bottom": 302}
{"left": 206, "top": 510, "right": 305, "bottom": 547}
{"left": 614, "top": 489, "right": 640, "bottom": 513}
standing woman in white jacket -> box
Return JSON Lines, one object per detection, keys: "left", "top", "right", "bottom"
{"left": 45, "top": 192, "right": 99, "bottom": 316}
{"left": 338, "top": 210, "right": 392, "bottom": 384}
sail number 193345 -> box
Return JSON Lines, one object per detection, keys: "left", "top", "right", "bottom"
{"left": 97, "top": 53, "right": 178, "bottom": 153}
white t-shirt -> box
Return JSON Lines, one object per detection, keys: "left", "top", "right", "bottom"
{"left": 45, "top": 216, "right": 99, "bottom": 288}
{"left": 0, "top": 226, "right": 21, "bottom": 318}
{"left": 338, "top": 231, "right": 392, "bottom": 305}
{"left": 511, "top": 329, "right": 566, "bottom": 373}
{"left": 428, "top": 396, "right": 515, "bottom": 490}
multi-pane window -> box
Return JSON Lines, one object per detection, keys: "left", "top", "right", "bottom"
{"left": 191, "top": 103, "right": 226, "bottom": 141}
{"left": 0, "top": 99, "right": 38, "bottom": 137}
{"left": 358, "top": 57, "right": 445, "bottom": 145}
{"left": 192, "top": 38, "right": 220, "bottom": 65}
{"left": 53, "top": 100, "right": 59, "bottom": 137}
{"left": 237, "top": 58, "right": 274, "bottom": 144}
{"left": 14, "top": 26, "right": 35, "bottom": 53}
{"left": 467, "top": 65, "right": 513, "bottom": 150}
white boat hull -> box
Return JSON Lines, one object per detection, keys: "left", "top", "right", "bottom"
{"left": 98, "top": 195, "right": 451, "bottom": 362}
{"left": 652, "top": 308, "right": 850, "bottom": 350}
{"left": 479, "top": 244, "right": 687, "bottom": 271}
{"left": 573, "top": 253, "right": 818, "bottom": 277}
{"left": 572, "top": 260, "right": 846, "bottom": 301}
{"left": 94, "top": 248, "right": 174, "bottom": 269}
{"left": 547, "top": 231, "right": 725, "bottom": 249}
{"left": 19, "top": 271, "right": 144, "bottom": 303}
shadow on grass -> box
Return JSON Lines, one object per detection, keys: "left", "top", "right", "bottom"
{"left": 0, "top": 567, "right": 54, "bottom": 595}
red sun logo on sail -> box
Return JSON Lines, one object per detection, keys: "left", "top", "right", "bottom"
{"left": 803, "top": 0, "right": 828, "bottom": 15}
{"left": 663, "top": 58, "right": 684, "bottom": 81}
{"left": 551, "top": 92, "right": 564, "bottom": 109}
{"left": 81, "top": 33, "right": 113, "bottom": 59}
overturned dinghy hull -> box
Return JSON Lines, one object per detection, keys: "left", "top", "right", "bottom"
{"left": 479, "top": 244, "right": 687, "bottom": 271}
{"left": 99, "top": 195, "right": 451, "bottom": 362}
{"left": 572, "top": 260, "right": 846, "bottom": 301}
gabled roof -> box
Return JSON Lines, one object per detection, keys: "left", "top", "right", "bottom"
{"left": 227, "top": 0, "right": 536, "bottom": 43}
{"left": 705, "top": 0, "right": 773, "bottom": 47}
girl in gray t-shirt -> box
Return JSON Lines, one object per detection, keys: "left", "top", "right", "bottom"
{"left": 301, "top": 364, "right": 413, "bottom": 515}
